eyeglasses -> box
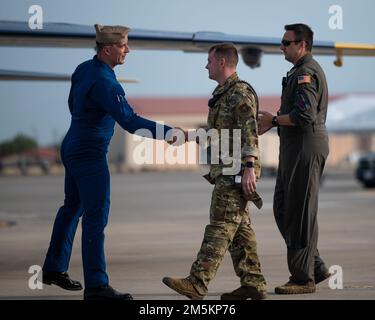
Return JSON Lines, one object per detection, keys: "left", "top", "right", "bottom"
{"left": 281, "top": 39, "right": 302, "bottom": 47}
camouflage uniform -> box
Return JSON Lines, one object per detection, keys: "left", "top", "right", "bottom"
{"left": 188, "top": 73, "right": 267, "bottom": 295}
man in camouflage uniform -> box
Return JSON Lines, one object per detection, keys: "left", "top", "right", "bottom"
{"left": 258, "top": 24, "right": 331, "bottom": 295}
{"left": 162, "top": 43, "right": 267, "bottom": 300}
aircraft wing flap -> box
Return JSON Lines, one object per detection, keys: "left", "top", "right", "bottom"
{"left": 335, "top": 43, "right": 375, "bottom": 57}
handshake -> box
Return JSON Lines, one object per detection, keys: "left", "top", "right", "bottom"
{"left": 166, "top": 127, "right": 194, "bottom": 146}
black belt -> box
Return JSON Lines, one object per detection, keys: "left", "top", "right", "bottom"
{"left": 280, "top": 124, "right": 326, "bottom": 136}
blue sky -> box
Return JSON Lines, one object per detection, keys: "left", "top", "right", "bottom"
{"left": 1, "top": 0, "right": 375, "bottom": 145}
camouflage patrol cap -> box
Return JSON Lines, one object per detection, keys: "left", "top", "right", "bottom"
{"left": 95, "top": 24, "right": 131, "bottom": 44}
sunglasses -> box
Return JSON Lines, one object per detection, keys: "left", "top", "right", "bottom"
{"left": 281, "top": 39, "right": 302, "bottom": 47}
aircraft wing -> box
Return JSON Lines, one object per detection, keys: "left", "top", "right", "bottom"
{"left": 0, "top": 69, "right": 138, "bottom": 83}
{"left": 1, "top": 20, "right": 375, "bottom": 68}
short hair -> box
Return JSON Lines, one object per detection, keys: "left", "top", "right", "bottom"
{"left": 284, "top": 23, "right": 314, "bottom": 52}
{"left": 209, "top": 43, "right": 239, "bottom": 67}
{"left": 95, "top": 41, "right": 106, "bottom": 53}
{"left": 95, "top": 41, "right": 116, "bottom": 53}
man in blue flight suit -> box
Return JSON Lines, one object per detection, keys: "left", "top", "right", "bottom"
{"left": 42, "top": 24, "right": 175, "bottom": 300}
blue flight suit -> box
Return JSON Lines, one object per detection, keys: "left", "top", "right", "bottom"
{"left": 43, "top": 55, "right": 172, "bottom": 288}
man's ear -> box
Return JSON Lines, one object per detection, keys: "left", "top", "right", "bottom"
{"left": 103, "top": 45, "right": 111, "bottom": 56}
{"left": 301, "top": 41, "right": 308, "bottom": 51}
{"left": 219, "top": 57, "right": 226, "bottom": 68}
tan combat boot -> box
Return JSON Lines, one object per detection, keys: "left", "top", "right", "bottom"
{"left": 221, "top": 286, "right": 267, "bottom": 300}
{"left": 162, "top": 277, "right": 205, "bottom": 300}
{"left": 275, "top": 280, "right": 316, "bottom": 294}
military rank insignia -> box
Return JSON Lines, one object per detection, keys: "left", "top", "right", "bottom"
{"left": 297, "top": 75, "right": 311, "bottom": 84}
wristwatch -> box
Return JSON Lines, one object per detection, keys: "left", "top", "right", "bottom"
{"left": 271, "top": 116, "right": 279, "bottom": 127}
{"left": 245, "top": 161, "right": 254, "bottom": 168}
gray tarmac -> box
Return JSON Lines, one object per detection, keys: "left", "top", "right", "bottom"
{"left": 0, "top": 169, "right": 374, "bottom": 300}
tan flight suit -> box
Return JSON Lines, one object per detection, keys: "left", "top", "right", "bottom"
{"left": 274, "top": 53, "right": 330, "bottom": 283}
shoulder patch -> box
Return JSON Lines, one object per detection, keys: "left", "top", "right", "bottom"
{"left": 297, "top": 75, "right": 311, "bottom": 85}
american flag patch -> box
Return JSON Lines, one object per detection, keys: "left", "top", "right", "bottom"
{"left": 297, "top": 75, "right": 311, "bottom": 84}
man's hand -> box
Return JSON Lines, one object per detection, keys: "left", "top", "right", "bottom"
{"left": 242, "top": 167, "right": 257, "bottom": 196}
{"left": 166, "top": 127, "right": 188, "bottom": 145}
{"left": 258, "top": 110, "right": 274, "bottom": 135}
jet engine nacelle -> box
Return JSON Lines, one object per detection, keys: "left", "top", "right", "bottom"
{"left": 241, "top": 47, "right": 263, "bottom": 69}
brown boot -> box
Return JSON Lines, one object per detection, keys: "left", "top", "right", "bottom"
{"left": 315, "top": 272, "right": 332, "bottom": 285}
{"left": 275, "top": 281, "right": 316, "bottom": 294}
{"left": 162, "top": 277, "right": 204, "bottom": 300}
{"left": 221, "top": 286, "right": 267, "bottom": 300}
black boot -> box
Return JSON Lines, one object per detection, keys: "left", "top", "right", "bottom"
{"left": 43, "top": 271, "right": 83, "bottom": 291}
{"left": 84, "top": 284, "right": 133, "bottom": 300}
